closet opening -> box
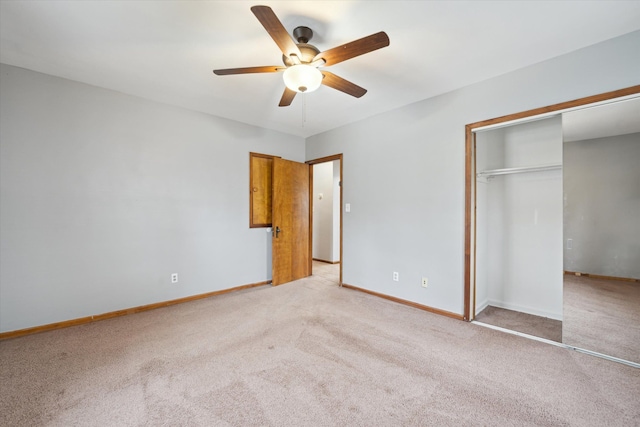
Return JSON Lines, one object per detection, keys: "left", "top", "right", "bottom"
{"left": 463, "top": 85, "right": 640, "bottom": 367}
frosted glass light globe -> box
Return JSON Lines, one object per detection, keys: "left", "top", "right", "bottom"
{"left": 283, "top": 65, "right": 322, "bottom": 93}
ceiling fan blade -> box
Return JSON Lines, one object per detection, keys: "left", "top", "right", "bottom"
{"left": 279, "top": 87, "right": 297, "bottom": 107}
{"left": 251, "top": 6, "right": 302, "bottom": 60}
{"left": 321, "top": 71, "right": 367, "bottom": 98}
{"left": 313, "top": 32, "right": 390, "bottom": 66}
{"left": 213, "top": 66, "right": 285, "bottom": 76}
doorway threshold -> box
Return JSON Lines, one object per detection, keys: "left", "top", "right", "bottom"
{"left": 472, "top": 320, "right": 639, "bottom": 369}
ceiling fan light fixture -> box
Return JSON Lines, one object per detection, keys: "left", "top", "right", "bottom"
{"left": 283, "top": 64, "right": 322, "bottom": 93}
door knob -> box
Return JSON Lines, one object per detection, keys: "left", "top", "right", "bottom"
{"left": 275, "top": 226, "right": 281, "bottom": 238}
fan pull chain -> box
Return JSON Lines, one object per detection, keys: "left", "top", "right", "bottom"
{"left": 301, "top": 93, "right": 307, "bottom": 128}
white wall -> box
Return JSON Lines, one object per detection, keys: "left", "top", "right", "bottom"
{"left": 313, "top": 162, "right": 334, "bottom": 261}
{"left": 312, "top": 160, "right": 341, "bottom": 263}
{"left": 306, "top": 31, "right": 640, "bottom": 315}
{"left": 476, "top": 117, "right": 563, "bottom": 319}
{"left": 564, "top": 132, "right": 640, "bottom": 279}
{"left": 0, "top": 63, "right": 305, "bottom": 332}
{"left": 475, "top": 128, "right": 505, "bottom": 312}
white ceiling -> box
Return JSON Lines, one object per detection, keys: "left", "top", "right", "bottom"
{"left": 1, "top": 1, "right": 640, "bottom": 138}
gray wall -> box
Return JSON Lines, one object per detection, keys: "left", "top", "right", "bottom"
{"left": 564, "top": 132, "right": 640, "bottom": 279}
{"left": 0, "top": 63, "right": 304, "bottom": 332}
{"left": 306, "top": 31, "right": 640, "bottom": 315}
{"left": 2, "top": 30, "right": 639, "bottom": 332}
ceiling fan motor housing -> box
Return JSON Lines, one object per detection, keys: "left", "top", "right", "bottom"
{"left": 293, "top": 26, "right": 313, "bottom": 43}
{"left": 282, "top": 26, "right": 319, "bottom": 65}
{"left": 282, "top": 43, "right": 320, "bottom": 66}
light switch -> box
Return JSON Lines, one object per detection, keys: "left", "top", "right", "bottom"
{"left": 345, "top": 203, "right": 351, "bottom": 212}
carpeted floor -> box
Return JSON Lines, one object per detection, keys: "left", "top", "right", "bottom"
{"left": 475, "top": 275, "right": 640, "bottom": 364}
{"left": 563, "top": 274, "right": 640, "bottom": 364}
{"left": 475, "top": 306, "right": 562, "bottom": 342}
{"left": 1, "top": 265, "right": 639, "bottom": 426}
{"left": 311, "top": 260, "right": 340, "bottom": 284}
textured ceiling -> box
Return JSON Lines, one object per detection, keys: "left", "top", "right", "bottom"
{"left": 2, "top": 1, "right": 640, "bottom": 138}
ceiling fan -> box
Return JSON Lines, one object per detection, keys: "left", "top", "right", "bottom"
{"left": 213, "top": 5, "right": 390, "bottom": 107}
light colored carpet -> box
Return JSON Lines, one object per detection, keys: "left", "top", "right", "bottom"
{"left": 475, "top": 305, "right": 562, "bottom": 342}
{"left": 312, "top": 260, "right": 340, "bottom": 284}
{"left": 1, "top": 267, "right": 639, "bottom": 426}
{"left": 563, "top": 274, "right": 640, "bottom": 363}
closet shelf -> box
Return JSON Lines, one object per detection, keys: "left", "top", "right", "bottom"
{"left": 477, "top": 163, "right": 562, "bottom": 179}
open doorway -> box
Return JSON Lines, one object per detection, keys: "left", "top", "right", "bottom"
{"left": 308, "top": 154, "right": 343, "bottom": 286}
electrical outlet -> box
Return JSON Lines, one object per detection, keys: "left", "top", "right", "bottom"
{"left": 393, "top": 272, "right": 399, "bottom": 282}
{"left": 171, "top": 273, "right": 178, "bottom": 284}
{"left": 421, "top": 277, "right": 428, "bottom": 288}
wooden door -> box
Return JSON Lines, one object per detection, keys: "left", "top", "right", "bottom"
{"left": 272, "top": 158, "right": 311, "bottom": 286}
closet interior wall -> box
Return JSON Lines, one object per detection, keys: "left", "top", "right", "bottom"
{"left": 475, "top": 116, "right": 563, "bottom": 320}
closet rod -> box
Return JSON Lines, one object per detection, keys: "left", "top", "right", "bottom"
{"left": 477, "top": 163, "right": 562, "bottom": 179}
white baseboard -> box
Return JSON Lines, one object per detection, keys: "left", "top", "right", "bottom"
{"left": 476, "top": 298, "right": 490, "bottom": 314}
